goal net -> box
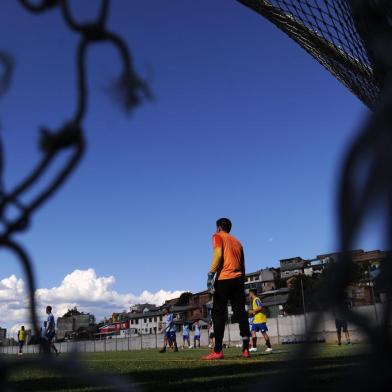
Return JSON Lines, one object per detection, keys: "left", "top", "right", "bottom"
{"left": 237, "top": 0, "right": 380, "bottom": 109}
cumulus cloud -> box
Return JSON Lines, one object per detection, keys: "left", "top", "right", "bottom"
{"left": 0, "top": 275, "right": 25, "bottom": 302}
{"left": 0, "top": 275, "right": 29, "bottom": 334}
{"left": 0, "top": 269, "right": 184, "bottom": 334}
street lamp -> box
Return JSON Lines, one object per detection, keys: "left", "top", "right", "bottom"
{"left": 227, "top": 305, "right": 233, "bottom": 347}
{"left": 274, "top": 290, "right": 280, "bottom": 344}
{"left": 301, "top": 278, "right": 309, "bottom": 341}
{"left": 368, "top": 263, "right": 379, "bottom": 326}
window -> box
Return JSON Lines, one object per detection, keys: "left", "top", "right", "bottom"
{"left": 159, "top": 316, "right": 162, "bottom": 321}
{"left": 149, "top": 318, "right": 152, "bottom": 322}
{"left": 144, "top": 318, "right": 147, "bottom": 323}
{"left": 131, "top": 320, "right": 134, "bottom": 325}
{"left": 154, "top": 317, "right": 157, "bottom": 322}
{"left": 135, "top": 319, "right": 139, "bottom": 324}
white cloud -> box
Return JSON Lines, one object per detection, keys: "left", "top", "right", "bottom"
{"left": 0, "top": 269, "right": 184, "bottom": 334}
{"left": 0, "top": 275, "right": 29, "bottom": 334}
{"left": 0, "top": 275, "right": 25, "bottom": 302}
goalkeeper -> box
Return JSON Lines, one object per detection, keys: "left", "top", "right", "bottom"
{"left": 202, "top": 218, "right": 250, "bottom": 360}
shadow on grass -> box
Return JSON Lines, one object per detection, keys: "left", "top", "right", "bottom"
{"left": 10, "top": 354, "right": 372, "bottom": 392}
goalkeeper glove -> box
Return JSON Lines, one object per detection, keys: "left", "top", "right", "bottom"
{"left": 207, "top": 272, "right": 216, "bottom": 294}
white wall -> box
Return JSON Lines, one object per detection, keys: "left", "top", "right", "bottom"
{"left": 1, "top": 304, "right": 387, "bottom": 354}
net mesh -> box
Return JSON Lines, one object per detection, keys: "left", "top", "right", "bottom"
{"left": 238, "top": 0, "right": 380, "bottom": 109}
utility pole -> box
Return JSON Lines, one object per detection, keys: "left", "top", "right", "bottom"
{"left": 301, "top": 278, "right": 309, "bottom": 341}
{"left": 274, "top": 290, "right": 280, "bottom": 344}
{"left": 368, "top": 263, "right": 379, "bottom": 326}
{"left": 227, "top": 305, "right": 231, "bottom": 348}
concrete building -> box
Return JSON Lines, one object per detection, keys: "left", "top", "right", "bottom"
{"left": 127, "top": 304, "right": 202, "bottom": 335}
{"left": 164, "top": 290, "right": 211, "bottom": 322}
{"left": 187, "top": 290, "right": 210, "bottom": 320}
{"left": 0, "top": 327, "right": 6, "bottom": 345}
{"left": 244, "top": 268, "right": 277, "bottom": 293}
{"left": 57, "top": 313, "right": 96, "bottom": 341}
{"left": 280, "top": 257, "right": 310, "bottom": 279}
{"left": 280, "top": 249, "right": 388, "bottom": 280}
{"left": 129, "top": 309, "right": 166, "bottom": 334}
{"left": 258, "top": 288, "right": 290, "bottom": 318}
{"left": 129, "top": 304, "right": 158, "bottom": 313}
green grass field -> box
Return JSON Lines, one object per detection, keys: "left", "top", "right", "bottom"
{"left": 7, "top": 343, "right": 370, "bottom": 391}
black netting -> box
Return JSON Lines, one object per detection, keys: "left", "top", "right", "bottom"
{"left": 238, "top": 0, "right": 380, "bottom": 108}
{"left": 237, "top": 2, "right": 392, "bottom": 391}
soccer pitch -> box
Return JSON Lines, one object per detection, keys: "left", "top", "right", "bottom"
{"left": 9, "top": 344, "right": 369, "bottom": 391}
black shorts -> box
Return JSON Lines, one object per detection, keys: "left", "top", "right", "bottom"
{"left": 335, "top": 319, "right": 348, "bottom": 332}
{"left": 46, "top": 331, "right": 56, "bottom": 342}
{"left": 209, "top": 333, "right": 215, "bottom": 339}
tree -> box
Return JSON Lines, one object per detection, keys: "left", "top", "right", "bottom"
{"left": 285, "top": 275, "right": 320, "bottom": 315}
{"left": 284, "top": 261, "right": 363, "bottom": 315}
{"left": 62, "top": 307, "right": 83, "bottom": 318}
{"left": 177, "top": 292, "right": 193, "bottom": 306}
{"left": 274, "top": 274, "right": 286, "bottom": 289}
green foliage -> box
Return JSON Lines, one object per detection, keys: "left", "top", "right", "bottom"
{"left": 62, "top": 307, "right": 83, "bottom": 318}
{"left": 274, "top": 275, "right": 286, "bottom": 289}
{"left": 177, "top": 292, "right": 193, "bottom": 306}
{"left": 350, "top": 262, "right": 368, "bottom": 281}
{"left": 285, "top": 268, "right": 333, "bottom": 314}
{"left": 284, "top": 259, "right": 365, "bottom": 315}
{"left": 264, "top": 306, "right": 271, "bottom": 318}
{"left": 285, "top": 275, "right": 324, "bottom": 315}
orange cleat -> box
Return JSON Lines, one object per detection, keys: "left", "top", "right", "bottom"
{"left": 242, "top": 349, "right": 250, "bottom": 358}
{"left": 201, "top": 351, "right": 224, "bottom": 360}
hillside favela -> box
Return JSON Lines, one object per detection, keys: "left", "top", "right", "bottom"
{"left": 1, "top": 248, "right": 387, "bottom": 353}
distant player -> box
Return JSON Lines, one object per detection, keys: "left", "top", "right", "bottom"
{"left": 45, "top": 305, "right": 59, "bottom": 355}
{"left": 248, "top": 315, "right": 254, "bottom": 348}
{"left": 182, "top": 322, "right": 191, "bottom": 349}
{"left": 159, "top": 306, "right": 178, "bottom": 353}
{"left": 248, "top": 314, "right": 254, "bottom": 331}
{"left": 333, "top": 297, "right": 351, "bottom": 346}
{"left": 17, "top": 326, "right": 26, "bottom": 355}
{"left": 193, "top": 320, "right": 201, "bottom": 348}
{"left": 248, "top": 289, "right": 272, "bottom": 352}
{"left": 208, "top": 321, "right": 215, "bottom": 348}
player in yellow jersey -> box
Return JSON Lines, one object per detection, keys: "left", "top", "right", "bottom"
{"left": 248, "top": 289, "right": 272, "bottom": 352}
{"left": 17, "top": 326, "right": 26, "bottom": 355}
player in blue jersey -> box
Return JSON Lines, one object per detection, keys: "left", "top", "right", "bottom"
{"left": 208, "top": 321, "right": 215, "bottom": 348}
{"left": 193, "top": 319, "right": 201, "bottom": 348}
{"left": 45, "top": 305, "right": 59, "bottom": 355}
{"left": 248, "top": 315, "right": 254, "bottom": 349}
{"left": 159, "top": 306, "right": 178, "bottom": 353}
{"left": 182, "top": 322, "right": 191, "bottom": 349}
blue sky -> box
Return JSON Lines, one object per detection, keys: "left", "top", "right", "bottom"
{"left": 0, "top": 0, "right": 380, "bottom": 306}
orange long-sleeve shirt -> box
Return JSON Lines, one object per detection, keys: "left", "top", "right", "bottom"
{"left": 210, "top": 232, "right": 244, "bottom": 280}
